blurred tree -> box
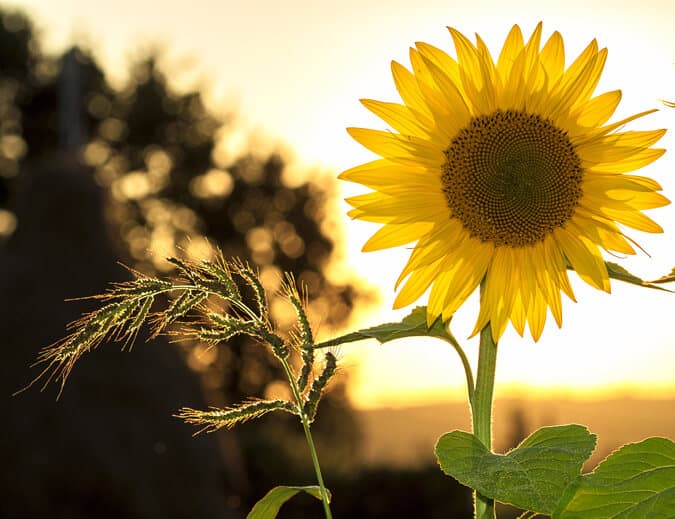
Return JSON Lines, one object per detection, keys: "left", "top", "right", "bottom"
{"left": 88, "top": 56, "right": 368, "bottom": 500}
{"left": 0, "top": 9, "right": 34, "bottom": 238}
{"left": 0, "top": 8, "right": 233, "bottom": 519}
{"left": 1, "top": 5, "right": 369, "bottom": 518}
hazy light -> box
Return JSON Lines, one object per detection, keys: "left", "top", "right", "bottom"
{"left": 13, "top": 0, "right": 674, "bottom": 407}
{"left": 0, "top": 135, "right": 26, "bottom": 161}
{"left": 0, "top": 208, "right": 17, "bottom": 237}
{"left": 98, "top": 117, "right": 126, "bottom": 141}
{"left": 112, "top": 171, "right": 152, "bottom": 201}
{"left": 186, "top": 343, "right": 218, "bottom": 372}
{"left": 83, "top": 140, "right": 111, "bottom": 168}
{"left": 145, "top": 148, "right": 172, "bottom": 177}
{"left": 189, "top": 168, "right": 234, "bottom": 198}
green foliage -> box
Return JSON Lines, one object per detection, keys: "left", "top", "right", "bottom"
{"left": 315, "top": 306, "right": 453, "bottom": 348}
{"left": 554, "top": 437, "right": 675, "bottom": 518}
{"left": 303, "top": 352, "right": 337, "bottom": 423}
{"left": 177, "top": 399, "right": 298, "bottom": 434}
{"left": 29, "top": 251, "right": 338, "bottom": 429}
{"left": 316, "top": 270, "right": 675, "bottom": 515}
{"left": 246, "top": 485, "right": 331, "bottom": 519}
{"left": 605, "top": 262, "right": 674, "bottom": 292}
{"left": 314, "top": 305, "right": 477, "bottom": 402}
{"left": 285, "top": 274, "right": 315, "bottom": 392}
{"left": 319, "top": 264, "right": 675, "bottom": 352}
{"left": 29, "top": 251, "right": 337, "bottom": 517}
{"left": 436, "top": 425, "right": 596, "bottom": 514}
{"left": 28, "top": 245, "right": 675, "bottom": 519}
{"left": 27, "top": 258, "right": 235, "bottom": 395}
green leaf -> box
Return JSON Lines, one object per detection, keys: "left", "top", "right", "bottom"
{"left": 315, "top": 306, "right": 452, "bottom": 348}
{"left": 554, "top": 437, "right": 675, "bottom": 518}
{"left": 247, "top": 485, "right": 330, "bottom": 519}
{"left": 604, "top": 262, "right": 674, "bottom": 292}
{"left": 435, "top": 425, "right": 596, "bottom": 514}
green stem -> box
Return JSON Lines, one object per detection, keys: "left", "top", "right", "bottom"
{"left": 281, "top": 358, "right": 333, "bottom": 519}
{"left": 299, "top": 406, "right": 333, "bottom": 519}
{"left": 471, "top": 320, "right": 498, "bottom": 518}
{"left": 440, "top": 333, "right": 475, "bottom": 406}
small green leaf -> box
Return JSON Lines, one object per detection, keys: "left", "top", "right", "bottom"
{"left": 436, "top": 425, "right": 596, "bottom": 514}
{"left": 605, "top": 262, "right": 674, "bottom": 292}
{"left": 247, "top": 485, "right": 330, "bottom": 519}
{"left": 554, "top": 437, "right": 675, "bottom": 518}
{"left": 315, "top": 306, "right": 451, "bottom": 348}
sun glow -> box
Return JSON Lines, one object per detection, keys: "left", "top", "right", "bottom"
{"left": 12, "top": 0, "right": 675, "bottom": 409}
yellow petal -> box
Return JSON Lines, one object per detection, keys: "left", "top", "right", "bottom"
{"left": 449, "top": 27, "right": 483, "bottom": 89}
{"left": 581, "top": 170, "right": 663, "bottom": 192}
{"left": 347, "top": 127, "right": 445, "bottom": 167}
{"left": 520, "top": 22, "right": 544, "bottom": 91}
{"left": 572, "top": 48, "right": 608, "bottom": 109}
{"left": 409, "top": 49, "right": 468, "bottom": 140}
{"left": 554, "top": 225, "right": 610, "bottom": 291}
{"left": 437, "top": 239, "right": 493, "bottom": 320}
{"left": 339, "top": 159, "right": 433, "bottom": 192}
{"left": 362, "top": 221, "right": 433, "bottom": 252}
{"left": 575, "top": 90, "right": 622, "bottom": 127}
{"left": 415, "top": 41, "right": 461, "bottom": 83}
{"left": 527, "top": 289, "right": 548, "bottom": 341}
{"left": 587, "top": 148, "right": 665, "bottom": 173}
{"left": 578, "top": 129, "right": 666, "bottom": 164}
{"left": 543, "top": 235, "right": 576, "bottom": 302}
{"left": 472, "top": 247, "right": 513, "bottom": 340}
{"left": 497, "top": 24, "right": 524, "bottom": 80}
{"left": 596, "top": 205, "right": 664, "bottom": 233}
{"left": 582, "top": 109, "right": 658, "bottom": 141}
{"left": 391, "top": 60, "right": 432, "bottom": 118}
{"left": 510, "top": 290, "right": 527, "bottom": 337}
{"left": 540, "top": 31, "right": 565, "bottom": 84}
{"left": 416, "top": 54, "right": 471, "bottom": 130}
{"left": 347, "top": 192, "right": 447, "bottom": 222}
{"left": 474, "top": 33, "right": 497, "bottom": 80}
{"left": 397, "top": 221, "right": 466, "bottom": 286}
{"left": 547, "top": 53, "right": 599, "bottom": 120}
{"left": 394, "top": 256, "right": 445, "bottom": 308}
{"left": 448, "top": 27, "right": 496, "bottom": 113}
{"left": 360, "top": 99, "right": 433, "bottom": 139}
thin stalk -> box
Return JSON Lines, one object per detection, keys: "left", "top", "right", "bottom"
{"left": 440, "top": 334, "right": 475, "bottom": 406}
{"left": 281, "top": 358, "right": 333, "bottom": 519}
{"left": 471, "top": 313, "right": 498, "bottom": 518}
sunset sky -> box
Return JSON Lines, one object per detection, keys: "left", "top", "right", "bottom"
{"left": 11, "top": 0, "right": 675, "bottom": 408}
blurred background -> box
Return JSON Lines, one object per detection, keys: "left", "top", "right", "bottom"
{"left": 1, "top": 1, "right": 673, "bottom": 518}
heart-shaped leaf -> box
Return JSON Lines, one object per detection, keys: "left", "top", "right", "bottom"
{"left": 247, "top": 485, "right": 330, "bottom": 519}
{"left": 315, "top": 306, "right": 453, "bottom": 348}
{"left": 435, "top": 425, "right": 596, "bottom": 514}
{"left": 554, "top": 437, "right": 675, "bottom": 518}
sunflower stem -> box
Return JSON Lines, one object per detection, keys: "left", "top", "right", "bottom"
{"left": 471, "top": 320, "right": 498, "bottom": 518}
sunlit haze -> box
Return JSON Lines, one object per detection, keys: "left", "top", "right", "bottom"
{"left": 13, "top": 0, "right": 675, "bottom": 408}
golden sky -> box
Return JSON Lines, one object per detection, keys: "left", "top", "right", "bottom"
{"left": 12, "top": 0, "right": 675, "bottom": 408}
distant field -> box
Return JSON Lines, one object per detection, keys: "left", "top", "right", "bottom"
{"left": 355, "top": 397, "right": 675, "bottom": 469}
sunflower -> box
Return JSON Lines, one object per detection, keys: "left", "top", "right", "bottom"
{"left": 341, "top": 23, "right": 669, "bottom": 341}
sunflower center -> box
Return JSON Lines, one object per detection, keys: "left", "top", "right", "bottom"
{"left": 441, "top": 109, "right": 583, "bottom": 247}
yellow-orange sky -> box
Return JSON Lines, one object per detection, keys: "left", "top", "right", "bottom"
{"left": 11, "top": 0, "right": 675, "bottom": 408}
